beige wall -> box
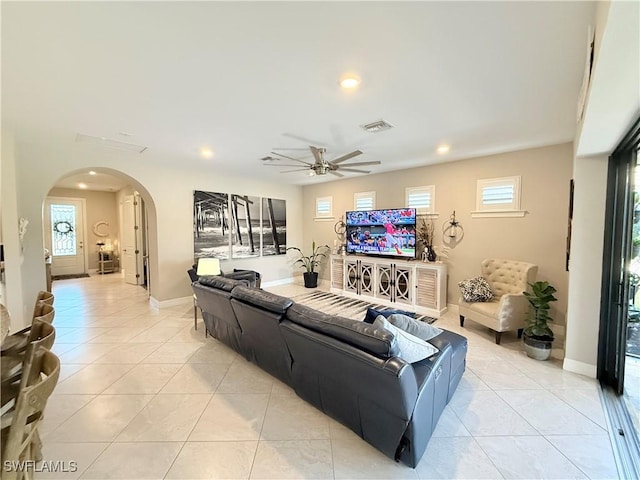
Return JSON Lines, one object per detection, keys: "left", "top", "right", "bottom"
{"left": 48, "top": 188, "right": 119, "bottom": 270}
{"left": 302, "top": 142, "right": 573, "bottom": 341}
{"left": 4, "top": 139, "right": 303, "bottom": 329}
{"left": 1, "top": 131, "right": 26, "bottom": 326}
{"left": 564, "top": 155, "right": 608, "bottom": 376}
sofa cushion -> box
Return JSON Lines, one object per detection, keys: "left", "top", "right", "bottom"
{"left": 199, "top": 275, "right": 246, "bottom": 292}
{"left": 373, "top": 316, "right": 439, "bottom": 363}
{"left": 458, "top": 276, "right": 494, "bottom": 302}
{"left": 363, "top": 307, "right": 417, "bottom": 324}
{"left": 286, "top": 303, "right": 399, "bottom": 358}
{"left": 387, "top": 313, "right": 443, "bottom": 341}
{"left": 231, "top": 285, "right": 293, "bottom": 314}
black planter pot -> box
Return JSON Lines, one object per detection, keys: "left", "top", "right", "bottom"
{"left": 523, "top": 333, "right": 553, "bottom": 361}
{"left": 303, "top": 272, "right": 319, "bottom": 288}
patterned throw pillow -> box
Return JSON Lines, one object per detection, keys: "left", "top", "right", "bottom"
{"left": 458, "top": 276, "right": 494, "bottom": 302}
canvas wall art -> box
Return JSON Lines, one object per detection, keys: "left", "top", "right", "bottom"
{"left": 231, "top": 194, "right": 261, "bottom": 259}
{"left": 194, "top": 192, "right": 287, "bottom": 260}
{"left": 262, "top": 197, "right": 287, "bottom": 256}
{"left": 193, "top": 190, "right": 230, "bottom": 260}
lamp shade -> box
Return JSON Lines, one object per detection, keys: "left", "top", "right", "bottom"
{"left": 196, "top": 258, "right": 221, "bottom": 276}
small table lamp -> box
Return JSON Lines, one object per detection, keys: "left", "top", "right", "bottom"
{"left": 197, "top": 258, "right": 221, "bottom": 277}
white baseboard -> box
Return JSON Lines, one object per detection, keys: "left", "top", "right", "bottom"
{"left": 262, "top": 277, "right": 294, "bottom": 288}
{"left": 150, "top": 296, "right": 192, "bottom": 309}
{"left": 563, "top": 357, "right": 597, "bottom": 378}
{"left": 447, "top": 303, "right": 459, "bottom": 315}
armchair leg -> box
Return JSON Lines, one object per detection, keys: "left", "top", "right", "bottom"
{"left": 494, "top": 331, "right": 502, "bottom": 345}
{"left": 459, "top": 315, "right": 465, "bottom": 327}
{"left": 517, "top": 328, "right": 523, "bottom": 339}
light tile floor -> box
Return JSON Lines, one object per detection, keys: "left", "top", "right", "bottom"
{"left": 34, "top": 275, "right": 620, "bottom": 479}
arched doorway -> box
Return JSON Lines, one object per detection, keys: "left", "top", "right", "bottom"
{"left": 43, "top": 168, "right": 159, "bottom": 298}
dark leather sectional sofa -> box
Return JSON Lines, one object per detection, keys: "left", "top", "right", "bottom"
{"left": 192, "top": 275, "right": 468, "bottom": 468}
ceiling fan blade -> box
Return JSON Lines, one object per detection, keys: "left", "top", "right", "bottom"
{"left": 336, "top": 161, "right": 381, "bottom": 167}
{"left": 309, "top": 146, "right": 323, "bottom": 164}
{"left": 280, "top": 168, "right": 311, "bottom": 173}
{"left": 329, "top": 171, "right": 344, "bottom": 178}
{"left": 272, "top": 147, "right": 311, "bottom": 151}
{"left": 337, "top": 168, "right": 371, "bottom": 174}
{"left": 263, "top": 164, "right": 307, "bottom": 167}
{"left": 270, "top": 152, "right": 313, "bottom": 166}
{"left": 283, "top": 132, "right": 327, "bottom": 146}
{"left": 331, "top": 150, "right": 363, "bottom": 165}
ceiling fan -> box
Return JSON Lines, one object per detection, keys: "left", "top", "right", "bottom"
{"left": 263, "top": 146, "right": 381, "bottom": 177}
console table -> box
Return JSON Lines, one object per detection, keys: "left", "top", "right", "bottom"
{"left": 330, "top": 255, "right": 448, "bottom": 317}
{"left": 98, "top": 251, "right": 114, "bottom": 274}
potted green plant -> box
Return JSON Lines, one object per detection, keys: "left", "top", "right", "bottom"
{"left": 287, "top": 241, "right": 330, "bottom": 288}
{"left": 522, "top": 281, "right": 558, "bottom": 360}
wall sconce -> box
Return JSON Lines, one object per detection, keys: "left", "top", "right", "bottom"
{"left": 443, "top": 211, "right": 463, "bottom": 240}
{"left": 197, "top": 257, "right": 221, "bottom": 276}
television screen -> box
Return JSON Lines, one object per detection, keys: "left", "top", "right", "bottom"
{"left": 345, "top": 208, "right": 416, "bottom": 258}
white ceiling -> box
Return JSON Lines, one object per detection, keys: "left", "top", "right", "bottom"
{"left": 52, "top": 171, "right": 130, "bottom": 193}
{"left": 3, "top": 1, "right": 597, "bottom": 186}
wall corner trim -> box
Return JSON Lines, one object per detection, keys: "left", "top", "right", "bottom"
{"left": 563, "top": 357, "right": 597, "bottom": 378}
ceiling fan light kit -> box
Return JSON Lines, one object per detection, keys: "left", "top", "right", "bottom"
{"left": 264, "top": 145, "right": 381, "bottom": 177}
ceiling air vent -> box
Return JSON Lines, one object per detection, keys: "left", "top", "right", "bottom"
{"left": 260, "top": 156, "right": 279, "bottom": 162}
{"left": 360, "top": 119, "right": 394, "bottom": 133}
{"left": 75, "top": 134, "right": 148, "bottom": 153}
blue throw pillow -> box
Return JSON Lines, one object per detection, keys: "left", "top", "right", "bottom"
{"left": 364, "top": 307, "right": 417, "bottom": 324}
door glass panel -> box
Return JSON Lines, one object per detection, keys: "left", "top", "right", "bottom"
{"left": 50, "top": 204, "right": 77, "bottom": 256}
{"left": 625, "top": 151, "right": 640, "bottom": 435}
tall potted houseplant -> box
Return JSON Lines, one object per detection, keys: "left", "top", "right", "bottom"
{"left": 287, "top": 241, "right": 330, "bottom": 288}
{"left": 522, "top": 281, "right": 558, "bottom": 360}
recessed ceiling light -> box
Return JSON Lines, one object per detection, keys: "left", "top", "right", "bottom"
{"left": 89, "top": 171, "right": 97, "bottom": 175}
{"left": 200, "top": 147, "right": 214, "bottom": 159}
{"left": 437, "top": 145, "right": 450, "bottom": 154}
{"left": 78, "top": 182, "right": 88, "bottom": 189}
{"left": 339, "top": 75, "right": 360, "bottom": 89}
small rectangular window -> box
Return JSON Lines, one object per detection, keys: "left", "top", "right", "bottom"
{"left": 315, "top": 196, "right": 333, "bottom": 220}
{"left": 473, "top": 176, "right": 525, "bottom": 217}
{"left": 354, "top": 191, "right": 375, "bottom": 211}
{"left": 405, "top": 186, "right": 435, "bottom": 214}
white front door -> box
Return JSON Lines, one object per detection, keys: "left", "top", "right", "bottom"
{"left": 122, "top": 194, "right": 143, "bottom": 285}
{"left": 45, "top": 198, "right": 86, "bottom": 276}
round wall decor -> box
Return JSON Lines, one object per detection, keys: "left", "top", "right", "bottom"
{"left": 93, "top": 221, "right": 109, "bottom": 237}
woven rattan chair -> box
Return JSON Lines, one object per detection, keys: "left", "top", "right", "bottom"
{"left": 1, "top": 349, "right": 60, "bottom": 480}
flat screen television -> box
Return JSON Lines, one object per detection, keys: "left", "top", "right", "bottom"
{"left": 345, "top": 208, "right": 416, "bottom": 258}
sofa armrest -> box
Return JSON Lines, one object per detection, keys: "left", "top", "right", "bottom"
{"left": 496, "top": 293, "right": 529, "bottom": 331}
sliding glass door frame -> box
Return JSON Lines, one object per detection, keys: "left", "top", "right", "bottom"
{"left": 599, "top": 117, "right": 640, "bottom": 393}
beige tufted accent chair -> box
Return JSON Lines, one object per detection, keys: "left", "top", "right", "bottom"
{"left": 459, "top": 258, "right": 538, "bottom": 344}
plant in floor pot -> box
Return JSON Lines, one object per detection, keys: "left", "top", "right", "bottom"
{"left": 287, "top": 241, "right": 330, "bottom": 288}
{"left": 522, "top": 281, "right": 558, "bottom": 360}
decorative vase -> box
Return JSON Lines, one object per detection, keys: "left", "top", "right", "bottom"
{"left": 303, "top": 272, "right": 319, "bottom": 288}
{"left": 422, "top": 246, "right": 437, "bottom": 262}
{"left": 523, "top": 333, "right": 553, "bottom": 361}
